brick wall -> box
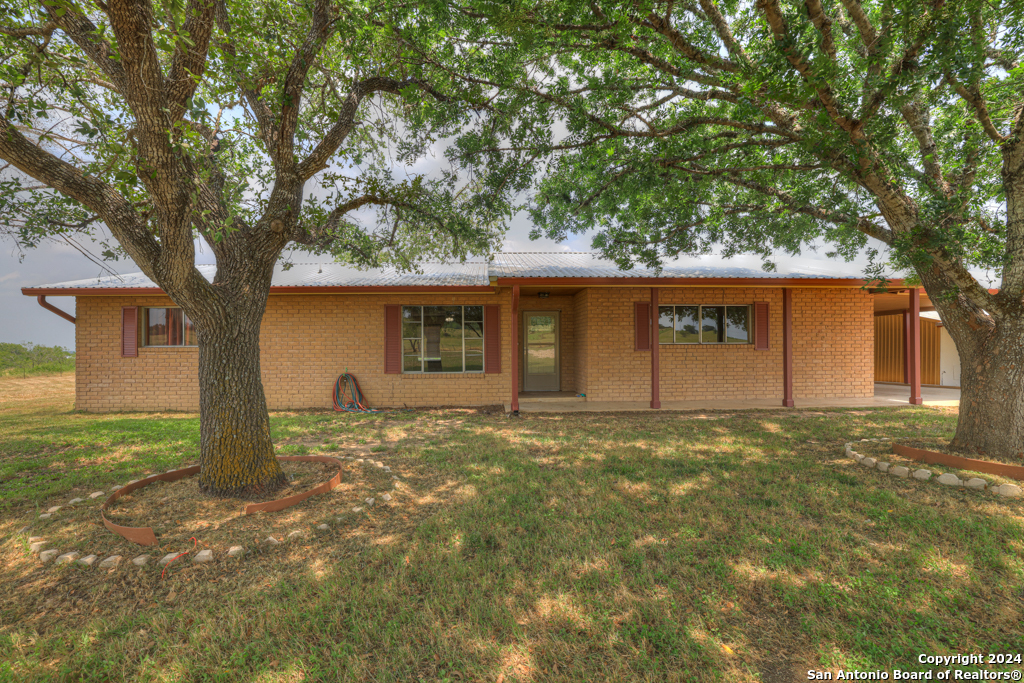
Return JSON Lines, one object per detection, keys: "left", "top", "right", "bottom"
{"left": 75, "top": 291, "right": 513, "bottom": 412}
{"left": 575, "top": 286, "right": 873, "bottom": 402}
{"left": 73, "top": 284, "right": 873, "bottom": 412}
{"left": 792, "top": 288, "right": 874, "bottom": 398}
{"left": 657, "top": 287, "right": 784, "bottom": 402}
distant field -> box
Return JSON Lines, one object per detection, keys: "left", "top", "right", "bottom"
{"left": 0, "top": 342, "right": 75, "bottom": 377}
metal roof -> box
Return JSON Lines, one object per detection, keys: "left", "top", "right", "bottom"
{"left": 490, "top": 252, "right": 863, "bottom": 280}
{"left": 26, "top": 261, "right": 490, "bottom": 291}
{"left": 23, "top": 252, "right": 869, "bottom": 293}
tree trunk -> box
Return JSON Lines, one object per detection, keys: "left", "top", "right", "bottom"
{"left": 950, "top": 318, "right": 1024, "bottom": 459}
{"left": 919, "top": 267, "right": 1024, "bottom": 460}
{"left": 195, "top": 305, "right": 285, "bottom": 496}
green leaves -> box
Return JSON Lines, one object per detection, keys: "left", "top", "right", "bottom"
{"left": 0, "top": 0, "right": 513, "bottom": 270}
{"left": 451, "top": 0, "right": 1020, "bottom": 286}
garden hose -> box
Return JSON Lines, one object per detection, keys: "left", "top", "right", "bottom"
{"left": 332, "top": 373, "right": 380, "bottom": 413}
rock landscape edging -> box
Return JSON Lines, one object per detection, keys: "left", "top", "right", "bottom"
{"left": 845, "top": 440, "right": 1023, "bottom": 498}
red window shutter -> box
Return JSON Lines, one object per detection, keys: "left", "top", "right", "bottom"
{"left": 635, "top": 302, "right": 651, "bottom": 351}
{"left": 754, "top": 302, "right": 770, "bottom": 350}
{"left": 384, "top": 305, "right": 401, "bottom": 374}
{"left": 121, "top": 306, "right": 138, "bottom": 358}
{"left": 484, "top": 304, "right": 501, "bottom": 374}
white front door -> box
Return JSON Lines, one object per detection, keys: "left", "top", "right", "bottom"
{"left": 523, "top": 312, "right": 559, "bottom": 391}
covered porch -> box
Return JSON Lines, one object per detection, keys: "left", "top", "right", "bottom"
{"left": 506, "top": 383, "right": 960, "bottom": 413}
{"left": 506, "top": 281, "right": 933, "bottom": 414}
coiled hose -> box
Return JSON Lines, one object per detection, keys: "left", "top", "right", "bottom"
{"left": 332, "top": 373, "right": 379, "bottom": 413}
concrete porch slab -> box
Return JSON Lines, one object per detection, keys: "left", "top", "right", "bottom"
{"left": 505, "top": 383, "right": 960, "bottom": 413}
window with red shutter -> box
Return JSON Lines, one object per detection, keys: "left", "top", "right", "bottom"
{"left": 484, "top": 304, "right": 501, "bottom": 373}
{"left": 754, "top": 302, "right": 770, "bottom": 350}
{"left": 121, "top": 306, "right": 138, "bottom": 358}
{"left": 384, "top": 305, "right": 401, "bottom": 374}
{"left": 635, "top": 302, "right": 651, "bottom": 351}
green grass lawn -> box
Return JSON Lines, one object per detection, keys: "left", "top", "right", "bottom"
{"left": 1, "top": 376, "right": 1022, "bottom": 682}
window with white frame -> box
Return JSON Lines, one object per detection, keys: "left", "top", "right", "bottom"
{"left": 402, "top": 306, "right": 484, "bottom": 372}
{"left": 143, "top": 307, "right": 197, "bottom": 347}
{"left": 658, "top": 305, "right": 751, "bottom": 344}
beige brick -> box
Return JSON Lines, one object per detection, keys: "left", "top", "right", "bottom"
{"left": 73, "top": 285, "right": 873, "bottom": 411}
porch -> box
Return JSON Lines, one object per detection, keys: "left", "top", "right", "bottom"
{"left": 507, "top": 283, "right": 931, "bottom": 415}
{"left": 505, "top": 383, "right": 960, "bottom": 413}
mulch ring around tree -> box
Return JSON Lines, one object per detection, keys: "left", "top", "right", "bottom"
{"left": 105, "top": 460, "right": 344, "bottom": 545}
{"left": 6, "top": 449, "right": 474, "bottom": 634}
{"left": 24, "top": 457, "right": 403, "bottom": 571}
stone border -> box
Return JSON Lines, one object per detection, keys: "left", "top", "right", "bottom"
{"left": 101, "top": 455, "right": 348, "bottom": 546}
{"left": 892, "top": 443, "right": 1024, "bottom": 482}
{"left": 25, "top": 453, "right": 403, "bottom": 570}
{"left": 845, "top": 439, "right": 1023, "bottom": 498}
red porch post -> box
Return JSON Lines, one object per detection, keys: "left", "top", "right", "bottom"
{"left": 511, "top": 284, "right": 520, "bottom": 414}
{"left": 902, "top": 310, "right": 910, "bottom": 384}
{"left": 650, "top": 287, "right": 661, "bottom": 409}
{"left": 782, "top": 288, "right": 794, "bottom": 407}
{"left": 908, "top": 287, "right": 923, "bottom": 405}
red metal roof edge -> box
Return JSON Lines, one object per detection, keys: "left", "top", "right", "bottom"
{"left": 21, "top": 285, "right": 497, "bottom": 296}
{"left": 22, "top": 276, "right": 916, "bottom": 296}
{"left": 493, "top": 276, "right": 904, "bottom": 287}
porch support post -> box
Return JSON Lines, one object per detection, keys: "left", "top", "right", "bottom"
{"left": 511, "top": 284, "right": 520, "bottom": 414}
{"left": 782, "top": 288, "right": 794, "bottom": 407}
{"left": 909, "top": 287, "right": 923, "bottom": 405}
{"left": 902, "top": 310, "right": 910, "bottom": 384}
{"left": 650, "top": 287, "right": 661, "bottom": 409}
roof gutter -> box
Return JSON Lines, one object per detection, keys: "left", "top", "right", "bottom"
{"left": 22, "top": 285, "right": 496, "bottom": 297}
{"left": 36, "top": 295, "right": 76, "bottom": 324}
{"left": 493, "top": 277, "right": 903, "bottom": 288}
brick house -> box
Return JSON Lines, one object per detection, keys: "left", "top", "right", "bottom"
{"left": 24, "top": 252, "right": 908, "bottom": 413}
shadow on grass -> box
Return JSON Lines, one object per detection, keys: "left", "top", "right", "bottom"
{"left": 2, "top": 406, "right": 1023, "bottom": 681}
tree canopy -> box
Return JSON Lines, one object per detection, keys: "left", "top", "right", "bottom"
{"left": 455, "top": 0, "right": 1023, "bottom": 314}
{"left": 0, "top": 0, "right": 507, "bottom": 276}
{"left": 0, "top": 0, "right": 520, "bottom": 494}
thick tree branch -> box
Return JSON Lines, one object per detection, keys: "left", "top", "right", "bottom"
{"left": 900, "top": 100, "right": 948, "bottom": 193}
{"left": 837, "top": 0, "right": 878, "bottom": 51}
{"left": 697, "top": 0, "right": 751, "bottom": 64}
{"left": 717, "top": 172, "right": 893, "bottom": 244}
{"left": 0, "top": 21, "right": 57, "bottom": 38}
{"left": 756, "top": 0, "right": 860, "bottom": 136}
{"left": 41, "top": 6, "right": 127, "bottom": 95}
{"left": 297, "top": 77, "right": 447, "bottom": 179}
{"left": 165, "top": 0, "right": 217, "bottom": 123}
{"left": 276, "top": 0, "right": 337, "bottom": 166}
{"left": 804, "top": 0, "right": 837, "bottom": 59}
{"left": 0, "top": 113, "right": 161, "bottom": 270}
{"left": 638, "top": 12, "right": 740, "bottom": 74}
{"left": 951, "top": 79, "right": 1009, "bottom": 143}
{"left": 214, "top": 0, "right": 277, "bottom": 152}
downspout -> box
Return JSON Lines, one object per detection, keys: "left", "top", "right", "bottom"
{"left": 37, "top": 295, "right": 76, "bottom": 324}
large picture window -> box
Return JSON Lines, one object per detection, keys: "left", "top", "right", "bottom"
{"left": 658, "top": 305, "right": 751, "bottom": 344}
{"left": 144, "top": 308, "right": 197, "bottom": 347}
{"left": 402, "top": 306, "right": 483, "bottom": 373}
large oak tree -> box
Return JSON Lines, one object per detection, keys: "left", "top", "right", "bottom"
{"left": 456, "top": 0, "right": 1024, "bottom": 457}
{"left": 0, "top": 0, "right": 505, "bottom": 495}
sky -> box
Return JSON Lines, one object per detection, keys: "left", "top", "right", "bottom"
{"left": 0, "top": 203, "right": 896, "bottom": 350}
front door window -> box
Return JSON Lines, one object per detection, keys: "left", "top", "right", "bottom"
{"left": 524, "top": 312, "right": 559, "bottom": 391}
